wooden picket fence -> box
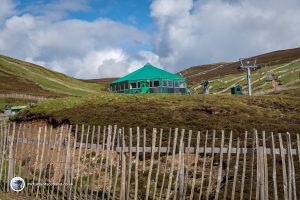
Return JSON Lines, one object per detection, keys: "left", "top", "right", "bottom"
{"left": 0, "top": 93, "right": 49, "bottom": 102}
{"left": 0, "top": 122, "right": 299, "bottom": 199}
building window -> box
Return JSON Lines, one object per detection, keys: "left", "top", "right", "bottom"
{"left": 153, "top": 80, "right": 160, "bottom": 87}
{"left": 174, "top": 81, "right": 179, "bottom": 88}
{"left": 124, "top": 83, "right": 128, "bottom": 90}
{"left": 131, "top": 82, "right": 137, "bottom": 89}
{"left": 137, "top": 82, "right": 141, "bottom": 88}
{"left": 162, "top": 80, "right": 168, "bottom": 87}
{"left": 167, "top": 80, "right": 173, "bottom": 87}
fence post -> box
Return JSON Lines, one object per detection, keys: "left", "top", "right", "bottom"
{"left": 145, "top": 128, "right": 157, "bottom": 200}
{"left": 190, "top": 131, "right": 200, "bottom": 200}
{"left": 7, "top": 123, "right": 16, "bottom": 192}
{"left": 262, "top": 131, "right": 269, "bottom": 200}
{"left": 279, "top": 133, "right": 288, "bottom": 200}
{"left": 120, "top": 129, "right": 126, "bottom": 200}
{"left": 134, "top": 127, "right": 140, "bottom": 200}
{"left": 152, "top": 129, "right": 163, "bottom": 199}
{"left": 240, "top": 131, "right": 248, "bottom": 200}
{"left": 199, "top": 131, "right": 208, "bottom": 200}
{"left": 158, "top": 129, "right": 171, "bottom": 200}
{"left": 165, "top": 128, "right": 178, "bottom": 200}
{"left": 215, "top": 130, "right": 224, "bottom": 200}
{"left": 206, "top": 130, "right": 216, "bottom": 200}
{"left": 231, "top": 138, "right": 240, "bottom": 200}
{"left": 271, "top": 133, "right": 278, "bottom": 200}
{"left": 126, "top": 128, "right": 133, "bottom": 200}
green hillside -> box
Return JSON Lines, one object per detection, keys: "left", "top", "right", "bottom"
{"left": 14, "top": 93, "right": 300, "bottom": 135}
{"left": 0, "top": 55, "right": 100, "bottom": 97}
{"left": 191, "top": 55, "right": 300, "bottom": 95}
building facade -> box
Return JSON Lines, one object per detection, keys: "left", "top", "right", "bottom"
{"left": 110, "top": 63, "right": 187, "bottom": 94}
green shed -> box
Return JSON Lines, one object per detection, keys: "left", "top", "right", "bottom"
{"left": 231, "top": 85, "right": 243, "bottom": 95}
{"left": 110, "top": 63, "right": 187, "bottom": 94}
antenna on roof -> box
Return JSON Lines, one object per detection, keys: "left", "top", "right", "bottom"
{"left": 145, "top": 62, "right": 151, "bottom": 66}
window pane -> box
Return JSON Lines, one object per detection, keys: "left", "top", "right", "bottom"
{"left": 131, "top": 82, "right": 137, "bottom": 88}
{"left": 163, "top": 80, "right": 168, "bottom": 87}
{"left": 137, "top": 82, "right": 140, "bottom": 88}
{"left": 174, "top": 81, "right": 179, "bottom": 87}
{"left": 150, "top": 81, "right": 153, "bottom": 87}
{"left": 154, "top": 81, "right": 160, "bottom": 87}
{"left": 168, "top": 81, "right": 173, "bottom": 87}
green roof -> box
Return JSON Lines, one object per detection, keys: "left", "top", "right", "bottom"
{"left": 111, "top": 63, "right": 185, "bottom": 84}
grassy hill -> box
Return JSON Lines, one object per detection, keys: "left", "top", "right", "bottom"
{"left": 14, "top": 93, "right": 300, "bottom": 135}
{"left": 0, "top": 55, "right": 100, "bottom": 97}
{"left": 179, "top": 48, "right": 300, "bottom": 95}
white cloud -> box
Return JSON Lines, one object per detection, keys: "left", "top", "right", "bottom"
{"left": 0, "top": 0, "right": 16, "bottom": 24}
{"left": 151, "top": 0, "right": 300, "bottom": 72}
{"left": 0, "top": 13, "right": 156, "bottom": 78}
{"left": 1, "top": 0, "right": 300, "bottom": 79}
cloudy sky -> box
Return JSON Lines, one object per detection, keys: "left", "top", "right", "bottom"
{"left": 0, "top": 0, "right": 299, "bottom": 79}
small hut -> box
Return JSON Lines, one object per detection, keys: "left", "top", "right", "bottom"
{"left": 110, "top": 63, "right": 187, "bottom": 94}
{"left": 231, "top": 85, "right": 243, "bottom": 95}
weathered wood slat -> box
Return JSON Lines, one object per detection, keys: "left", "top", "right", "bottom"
{"left": 297, "top": 134, "right": 300, "bottom": 164}
{"left": 120, "top": 130, "right": 126, "bottom": 200}
{"left": 143, "top": 129, "right": 146, "bottom": 174}
{"left": 47, "top": 127, "right": 58, "bottom": 198}
{"left": 80, "top": 126, "right": 90, "bottom": 200}
{"left": 112, "top": 129, "right": 121, "bottom": 200}
{"left": 50, "top": 126, "right": 64, "bottom": 200}
{"left": 68, "top": 125, "right": 78, "bottom": 200}
{"left": 74, "top": 125, "right": 85, "bottom": 200}
{"left": 271, "top": 133, "right": 278, "bottom": 200}
{"left": 206, "top": 130, "right": 216, "bottom": 200}
{"left": 199, "top": 131, "right": 208, "bottom": 200}
{"left": 108, "top": 125, "right": 117, "bottom": 200}
{"left": 152, "top": 129, "right": 163, "bottom": 199}
{"left": 126, "top": 128, "right": 133, "bottom": 200}
{"left": 36, "top": 126, "right": 47, "bottom": 198}
{"left": 189, "top": 131, "right": 200, "bottom": 200}
{"left": 173, "top": 129, "right": 185, "bottom": 199}
{"left": 56, "top": 125, "right": 70, "bottom": 200}
{"left": 7, "top": 123, "right": 12, "bottom": 192}
{"left": 231, "top": 137, "right": 240, "bottom": 200}
{"left": 96, "top": 126, "right": 106, "bottom": 199}
{"left": 85, "top": 125, "right": 95, "bottom": 200}
{"left": 13, "top": 124, "right": 22, "bottom": 178}
{"left": 133, "top": 127, "right": 140, "bottom": 200}
{"left": 158, "top": 129, "right": 171, "bottom": 200}
{"left": 249, "top": 131, "right": 255, "bottom": 200}
{"left": 223, "top": 131, "right": 233, "bottom": 200}
{"left": 239, "top": 132, "right": 247, "bottom": 200}
{"left": 279, "top": 133, "right": 288, "bottom": 200}
{"left": 183, "top": 130, "right": 192, "bottom": 199}
{"left": 41, "top": 126, "right": 52, "bottom": 198}
{"left": 263, "top": 131, "right": 269, "bottom": 200}
{"left": 165, "top": 128, "right": 178, "bottom": 200}
{"left": 215, "top": 130, "right": 224, "bottom": 200}
{"left": 145, "top": 128, "right": 157, "bottom": 200}
{"left": 102, "top": 126, "right": 111, "bottom": 200}
{"left": 255, "top": 130, "right": 260, "bottom": 200}
{"left": 31, "top": 126, "right": 41, "bottom": 194}
{"left": 287, "top": 133, "right": 297, "bottom": 200}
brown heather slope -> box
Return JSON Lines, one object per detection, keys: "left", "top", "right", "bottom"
{"left": 180, "top": 47, "right": 300, "bottom": 84}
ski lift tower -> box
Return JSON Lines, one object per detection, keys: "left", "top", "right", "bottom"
{"left": 199, "top": 81, "right": 213, "bottom": 94}
{"left": 239, "top": 58, "right": 257, "bottom": 96}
